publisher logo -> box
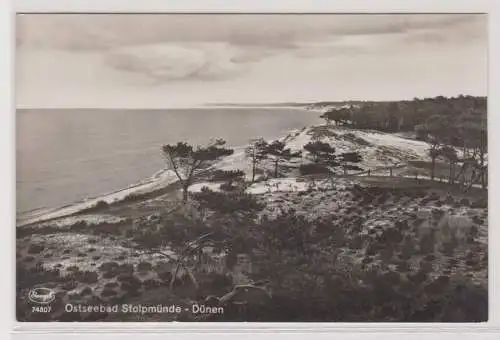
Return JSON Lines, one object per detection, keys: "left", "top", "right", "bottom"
{"left": 28, "top": 288, "right": 56, "bottom": 305}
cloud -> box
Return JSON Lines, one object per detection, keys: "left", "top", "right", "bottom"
{"left": 105, "top": 43, "right": 252, "bottom": 82}
{"left": 16, "top": 14, "right": 487, "bottom": 84}
{"left": 324, "top": 14, "right": 483, "bottom": 36}
{"left": 293, "top": 43, "right": 369, "bottom": 59}
{"left": 17, "top": 14, "right": 485, "bottom": 50}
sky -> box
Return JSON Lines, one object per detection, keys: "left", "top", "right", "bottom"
{"left": 16, "top": 14, "right": 488, "bottom": 108}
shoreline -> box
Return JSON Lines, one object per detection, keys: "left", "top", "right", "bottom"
{"left": 15, "top": 127, "right": 301, "bottom": 227}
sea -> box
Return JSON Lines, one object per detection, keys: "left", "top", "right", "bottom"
{"left": 16, "top": 107, "right": 322, "bottom": 220}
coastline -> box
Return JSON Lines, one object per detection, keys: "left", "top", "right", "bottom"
{"left": 15, "top": 127, "right": 300, "bottom": 227}
{"left": 17, "top": 111, "right": 486, "bottom": 228}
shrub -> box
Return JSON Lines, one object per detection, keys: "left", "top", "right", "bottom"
{"left": 419, "top": 234, "right": 436, "bottom": 254}
{"left": 192, "top": 187, "right": 265, "bottom": 215}
{"left": 66, "top": 265, "right": 80, "bottom": 272}
{"left": 61, "top": 280, "right": 78, "bottom": 291}
{"left": 444, "top": 195, "right": 455, "bottom": 205}
{"left": 344, "top": 164, "right": 364, "bottom": 172}
{"left": 210, "top": 169, "right": 245, "bottom": 183}
{"left": 27, "top": 244, "right": 45, "bottom": 254}
{"left": 75, "top": 270, "right": 98, "bottom": 284}
{"left": 100, "top": 288, "right": 118, "bottom": 297}
{"left": 80, "top": 286, "right": 93, "bottom": 296}
{"left": 67, "top": 220, "right": 88, "bottom": 232}
{"left": 137, "top": 261, "right": 153, "bottom": 272}
{"left": 299, "top": 163, "right": 331, "bottom": 175}
{"left": 157, "top": 270, "right": 172, "bottom": 282}
{"left": 142, "top": 279, "right": 162, "bottom": 289}
{"left": 100, "top": 261, "right": 122, "bottom": 278}
{"left": 117, "top": 264, "right": 134, "bottom": 275}
{"left": 103, "top": 271, "right": 117, "bottom": 279}
{"left": 396, "top": 260, "right": 411, "bottom": 272}
{"left": 104, "top": 282, "right": 119, "bottom": 289}
{"left": 349, "top": 235, "right": 363, "bottom": 249}
{"left": 471, "top": 198, "right": 487, "bottom": 209}
{"left": 379, "top": 227, "right": 403, "bottom": 244}
{"left": 459, "top": 198, "right": 470, "bottom": 206}
{"left": 99, "top": 261, "right": 119, "bottom": 272}
{"left": 95, "top": 200, "right": 109, "bottom": 209}
{"left": 118, "top": 274, "right": 142, "bottom": 292}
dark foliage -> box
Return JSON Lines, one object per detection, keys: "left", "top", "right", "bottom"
{"left": 192, "top": 187, "right": 265, "bottom": 215}
{"left": 299, "top": 163, "right": 331, "bottom": 176}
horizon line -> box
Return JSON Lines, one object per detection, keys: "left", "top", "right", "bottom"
{"left": 15, "top": 94, "right": 488, "bottom": 110}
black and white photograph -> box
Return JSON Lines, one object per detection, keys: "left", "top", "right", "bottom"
{"left": 15, "top": 13, "right": 488, "bottom": 322}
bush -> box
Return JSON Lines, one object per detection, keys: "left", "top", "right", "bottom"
{"left": 137, "top": 261, "right": 153, "bottom": 272}
{"left": 100, "top": 288, "right": 118, "bottom": 297}
{"left": 27, "top": 244, "right": 45, "bottom": 254}
{"left": 344, "top": 164, "right": 364, "bottom": 172}
{"left": 99, "top": 261, "right": 121, "bottom": 278}
{"left": 74, "top": 270, "right": 98, "bottom": 284}
{"left": 299, "top": 163, "right": 331, "bottom": 175}
{"left": 419, "top": 234, "right": 436, "bottom": 254}
{"left": 192, "top": 187, "right": 265, "bottom": 215}
{"left": 118, "top": 274, "right": 142, "bottom": 292}
{"left": 61, "top": 280, "right": 78, "bottom": 291}
{"left": 99, "top": 261, "right": 119, "bottom": 272}
{"left": 104, "top": 282, "right": 119, "bottom": 289}
{"left": 459, "top": 198, "right": 471, "bottom": 206}
{"left": 210, "top": 169, "right": 245, "bottom": 183}
{"left": 80, "top": 286, "right": 93, "bottom": 296}
{"left": 444, "top": 195, "right": 455, "bottom": 205}
{"left": 157, "top": 270, "right": 173, "bottom": 282}
{"left": 95, "top": 200, "right": 109, "bottom": 209}
{"left": 471, "top": 198, "right": 487, "bottom": 209}
{"left": 142, "top": 279, "right": 162, "bottom": 289}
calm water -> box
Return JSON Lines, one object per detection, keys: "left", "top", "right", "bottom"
{"left": 16, "top": 108, "right": 321, "bottom": 214}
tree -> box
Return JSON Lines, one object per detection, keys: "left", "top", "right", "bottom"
{"left": 162, "top": 139, "right": 234, "bottom": 202}
{"left": 428, "top": 144, "right": 441, "bottom": 181}
{"left": 461, "top": 119, "right": 487, "bottom": 189}
{"left": 303, "top": 141, "right": 336, "bottom": 164}
{"left": 245, "top": 138, "right": 269, "bottom": 182}
{"left": 414, "top": 124, "right": 428, "bottom": 141}
{"left": 320, "top": 108, "right": 349, "bottom": 126}
{"left": 264, "top": 141, "right": 302, "bottom": 178}
{"left": 439, "top": 146, "right": 458, "bottom": 184}
{"left": 425, "top": 115, "right": 451, "bottom": 180}
{"left": 385, "top": 102, "right": 400, "bottom": 131}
